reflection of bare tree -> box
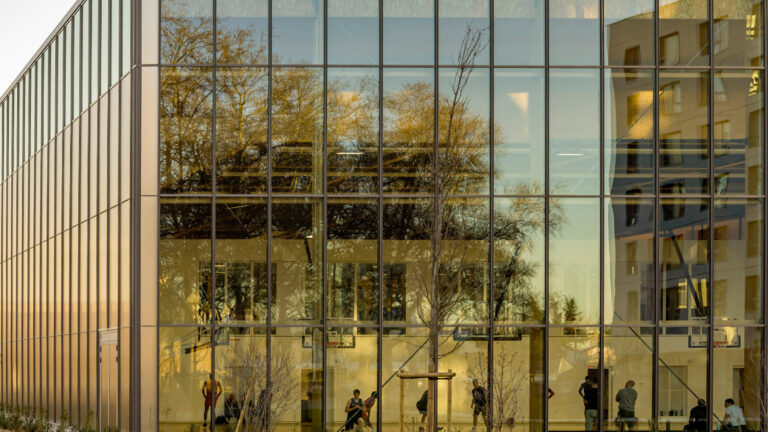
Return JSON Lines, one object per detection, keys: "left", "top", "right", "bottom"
{"left": 219, "top": 338, "right": 293, "bottom": 432}
{"left": 466, "top": 347, "right": 525, "bottom": 432}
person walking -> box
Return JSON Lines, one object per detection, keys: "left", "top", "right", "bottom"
{"left": 723, "top": 399, "right": 746, "bottom": 432}
{"left": 583, "top": 378, "right": 599, "bottom": 431}
{"left": 615, "top": 380, "right": 638, "bottom": 432}
{"left": 344, "top": 389, "right": 366, "bottom": 432}
{"left": 470, "top": 379, "right": 489, "bottom": 432}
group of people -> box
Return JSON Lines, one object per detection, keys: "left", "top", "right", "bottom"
{"left": 578, "top": 376, "right": 638, "bottom": 432}
{"left": 344, "top": 390, "right": 379, "bottom": 431}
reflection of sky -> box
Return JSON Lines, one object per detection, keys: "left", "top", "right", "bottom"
{"left": 273, "top": 16, "right": 323, "bottom": 64}
{"left": 328, "top": 17, "right": 378, "bottom": 64}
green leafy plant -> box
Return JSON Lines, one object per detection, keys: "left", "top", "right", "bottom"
{"left": 77, "top": 411, "right": 94, "bottom": 432}
{"left": 103, "top": 426, "right": 119, "bottom": 432}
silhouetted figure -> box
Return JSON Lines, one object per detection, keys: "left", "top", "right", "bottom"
{"left": 686, "top": 399, "right": 707, "bottom": 432}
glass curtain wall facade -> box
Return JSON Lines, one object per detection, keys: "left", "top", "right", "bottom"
{"left": 0, "top": 0, "right": 132, "bottom": 431}
{"left": 144, "top": 0, "right": 768, "bottom": 432}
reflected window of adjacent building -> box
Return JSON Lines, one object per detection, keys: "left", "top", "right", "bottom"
{"left": 659, "top": 0, "right": 708, "bottom": 66}
{"left": 714, "top": 0, "right": 764, "bottom": 66}
{"left": 605, "top": 0, "right": 654, "bottom": 66}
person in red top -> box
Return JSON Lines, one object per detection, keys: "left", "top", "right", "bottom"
{"left": 361, "top": 392, "right": 378, "bottom": 430}
{"left": 202, "top": 374, "right": 222, "bottom": 427}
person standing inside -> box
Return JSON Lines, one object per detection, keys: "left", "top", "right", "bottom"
{"left": 583, "top": 378, "right": 599, "bottom": 431}
{"left": 615, "top": 380, "right": 638, "bottom": 432}
{"left": 686, "top": 399, "right": 707, "bottom": 432}
{"left": 202, "top": 374, "right": 222, "bottom": 427}
{"left": 723, "top": 398, "right": 746, "bottom": 432}
{"left": 361, "top": 391, "right": 378, "bottom": 431}
{"left": 471, "top": 379, "right": 489, "bottom": 432}
{"left": 578, "top": 376, "right": 591, "bottom": 407}
{"left": 344, "top": 389, "right": 365, "bottom": 432}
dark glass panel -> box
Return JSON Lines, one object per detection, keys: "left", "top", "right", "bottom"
{"left": 658, "top": 327, "right": 708, "bottom": 423}
{"left": 603, "top": 327, "right": 654, "bottom": 431}
{"left": 438, "top": 68, "right": 490, "bottom": 195}
{"left": 214, "top": 198, "right": 271, "bottom": 325}
{"left": 605, "top": 69, "right": 655, "bottom": 195}
{"left": 271, "top": 67, "right": 323, "bottom": 194}
{"left": 494, "top": 198, "right": 545, "bottom": 324}
{"left": 605, "top": 0, "right": 654, "bottom": 66}
{"left": 712, "top": 327, "right": 763, "bottom": 430}
{"left": 548, "top": 328, "right": 600, "bottom": 430}
{"left": 438, "top": 0, "right": 489, "bottom": 66}
{"left": 216, "top": 0, "right": 268, "bottom": 64}
{"left": 324, "top": 327, "right": 379, "bottom": 431}
{"left": 660, "top": 198, "right": 709, "bottom": 324}
{"left": 215, "top": 67, "right": 269, "bottom": 194}
{"left": 659, "top": 0, "right": 708, "bottom": 66}
{"left": 549, "top": 198, "right": 600, "bottom": 325}
{"left": 494, "top": 69, "right": 545, "bottom": 193}
{"left": 659, "top": 70, "right": 709, "bottom": 194}
{"left": 159, "top": 198, "right": 212, "bottom": 324}
{"left": 160, "top": 67, "right": 213, "bottom": 193}
{"left": 328, "top": 199, "right": 378, "bottom": 325}
{"left": 549, "top": 0, "right": 599, "bottom": 65}
{"left": 713, "top": 70, "right": 763, "bottom": 195}
{"left": 383, "top": 69, "right": 434, "bottom": 194}
{"left": 713, "top": 198, "right": 763, "bottom": 324}
{"left": 713, "top": 0, "right": 763, "bottom": 66}
{"left": 383, "top": 0, "right": 434, "bottom": 65}
{"left": 327, "top": 68, "right": 379, "bottom": 194}
{"left": 271, "top": 198, "right": 323, "bottom": 324}
{"left": 494, "top": 0, "right": 545, "bottom": 65}
{"left": 328, "top": 0, "right": 379, "bottom": 65}
{"left": 272, "top": 0, "right": 324, "bottom": 64}
{"left": 158, "top": 326, "right": 211, "bottom": 431}
{"left": 272, "top": 327, "right": 324, "bottom": 430}
{"left": 550, "top": 69, "right": 600, "bottom": 195}
{"left": 160, "top": 0, "right": 213, "bottom": 64}
{"left": 606, "top": 198, "right": 655, "bottom": 324}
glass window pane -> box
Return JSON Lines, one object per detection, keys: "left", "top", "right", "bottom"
{"left": 494, "top": 0, "right": 544, "bottom": 65}
{"left": 438, "top": 328, "right": 488, "bottom": 426}
{"left": 101, "top": 0, "right": 110, "bottom": 91}
{"left": 272, "top": 327, "right": 324, "bottom": 430}
{"left": 325, "top": 327, "right": 378, "bottom": 431}
{"left": 549, "top": 0, "right": 599, "bottom": 65}
{"left": 122, "top": 0, "right": 131, "bottom": 74}
{"left": 271, "top": 67, "right": 323, "bottom": 194}
{"left": 713, "top": 70, "right": 763, "bottom": 195}
{"left": 159, "top": 67, "right": 213, "bottom": 193}
{"left": 215, "top": 67, "right": 268, "bottom": 193}
{"left": 91, "top": 0, "right": 100, "bottom": 102}
{"left": 713, "top": 198, "right": 763, "bottom": 324}
{"left": 494, "top": 69, "right": 544, "bottom": 193}
{"left": 328, "top": 199, "right": 379, "bottom": 325}
{"left": 111, "top": 0, "right": 120, "bottom": 83}
{"left": 328, "top": 68, "right": 379, "bottom": 194}
{"left": 383, "top": 198, "right": 432, "bottom": 325}
{"left": 712, "top": 327, "right": 763, "bottom": 430}
{"left": 659, "top": 0, "right": 708, "bottom": 66}
{"left": 549, "top": 198, "right": 600, "bottom": 325}
{"left": 604, "top": 327, "right": 654, "bottom": 431}
{"left": 438, "top": 68, "right": 489, "bottom": 195}
{"left": 605, "top": 69, "right": 655, "bottom": 195}
{"left": 214, "top": 198, "right": 269, "bottom": 325}
{"left": 383, "top": 68, "right": 434, "bottom": 194}
{"left": 660, "top": 198, "right": 709, "bottom": 324}
{"left": 659, "top": 70, "right": 709, "bottom": 195}
{"left": 548, "top": 328, "right": 600, "bottom": 430}
{"left": 606, "top": 198, "right": 655, "bottom": 324}
{"left": 271, "top": 198, "right": 323, "bottom": 324}
{"left": 381, "top": 328, "right": 431, "bottom": 428}
{"left": 216, "top": 0, "right": 268, "bottom": 64}
{"left": 160, "top": 0, "right": 213, "bottom": 64}
{"left": 159, "top": 198, "right": 212, "bottom": 324}
{"left": 438, "top": 0, "right": 489, "bottom": 66}
{"left": 272, "top": 0, "right": 324, "bottom": 65}
{"left": 549, "top": 69, "right": 600, "bottom": 195}
{"left": 383, "top": 0, "right": 434, "bottom": 65}
{"left": 158, "top": 326, "right": 211, "bottom": 431}
{"left": 714, "top": 0, "right": 763, "bottom": 66}
{"left": 605, "top": 0, "right": 654, "bottom": 66}
{"left": 328, "top": 0, "right": 379, "bottom": 65}
{"left": 658, "top": 327, "right": 708, "bottom": 422}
